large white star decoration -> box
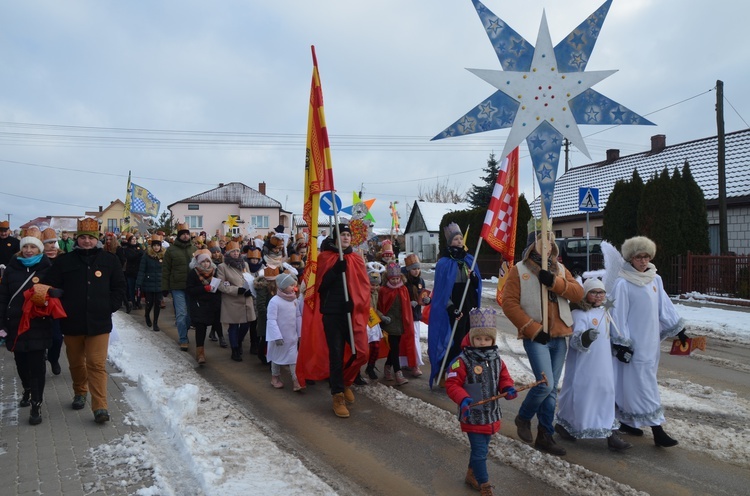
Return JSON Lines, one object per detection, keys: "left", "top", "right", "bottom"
{"left": 432, "top": 0, "right": 654, "bottom": 217}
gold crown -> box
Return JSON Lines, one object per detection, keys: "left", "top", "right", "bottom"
{"left": 77, "top": 217, "right": 100, "bottom": 234}
{"left": 176, "top": 222, "right": 189, "bottom": 232}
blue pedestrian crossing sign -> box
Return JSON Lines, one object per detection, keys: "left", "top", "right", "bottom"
{"left": 578, "top": 187, "right": 599, "bottom": 212}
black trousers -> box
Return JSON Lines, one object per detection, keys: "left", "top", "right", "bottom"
{"left": 323, "top": 313, "right": 348, "bottom": 395}
{"left": 14, "top": 349, "right": 47, "bottom": 403}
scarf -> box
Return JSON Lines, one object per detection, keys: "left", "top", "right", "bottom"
{"left": 619, "top": 261, "right": 657, "bottom": 286}
{"left": 19, "top": 253, "right": 43, "bottom": 267}
{"left": 195, "top": 265, "right": 215, "bottom": 285}
{"left": 247, "top": 259, "right": 264, "bottom": 273}
{"left": 224, "top": 255, "right": 246, "bottom": 271}
{"left": 147, "top": 245, "right": 163, "bottom": 261}
{"left": 277, "top": 289, "right": 297, "bottom": 302}
{"left": 386, "top": 279, "right": 404, "bottom": 289}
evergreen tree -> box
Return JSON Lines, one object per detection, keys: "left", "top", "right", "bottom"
{"left": 638, "top": 167, "right": 682, "bottom": 275}
{"left": 682, "top": 160, "right": 710, "bottom": 254}
{"left": 467, "top": 152, "right": 501, "bottom": 209}
{"left": 602, "top": 169, "right": 643, "bottom": 248}
{"left": 514, "top": 193, "right": 532, "bottom": 261}
{"left": 153, "top": 211, "right": 176, "bottom": 235}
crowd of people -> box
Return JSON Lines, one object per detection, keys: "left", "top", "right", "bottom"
{"left": 0, "top": 216, "right": 689, "bottom": 496}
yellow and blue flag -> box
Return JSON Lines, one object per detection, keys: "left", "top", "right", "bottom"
{"left": 130, "top": 183, "right": 160, "bottom": 216}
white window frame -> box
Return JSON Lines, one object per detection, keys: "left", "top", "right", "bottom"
{"left": 185, "top": 215, "right": 203, "bottom": 229}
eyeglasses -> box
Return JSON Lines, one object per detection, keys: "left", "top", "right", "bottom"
{"left": 632, "top": 254, "right": 651, "bottom": 261}
{"left": 589, "top": 291, "right": 606, "bottom": 296}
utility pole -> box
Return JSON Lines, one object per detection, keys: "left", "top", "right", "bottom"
{"left": 716, "top": 80, "right": 728, "bottom": 254}
{"left": 564, "top": 138, "right": 570, "bottom": 172}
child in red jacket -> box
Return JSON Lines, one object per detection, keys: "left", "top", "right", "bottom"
{"left": 446, "top": 307, "right": 516, "bottom": 495}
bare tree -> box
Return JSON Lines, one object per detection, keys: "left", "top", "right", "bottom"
{"left": 417, "top": 178, "right": 466, "bottom": 203}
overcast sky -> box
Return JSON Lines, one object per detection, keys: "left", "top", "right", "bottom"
{"left": 1, "top": 0, "right": 747, "bottom": 231}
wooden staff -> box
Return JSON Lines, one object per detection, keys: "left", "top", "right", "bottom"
{"left": 467, "top": 372, "right": 548, "bottom": 408}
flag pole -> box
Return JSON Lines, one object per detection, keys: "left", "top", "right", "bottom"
{"left": 330, "top": 190, "right": 357, "bottom": 358}
{"left": 435, "top": 231, "right": 483, "bottom": 387}
{"left": 541, "top": 202, "right": 549, "bottom": 334}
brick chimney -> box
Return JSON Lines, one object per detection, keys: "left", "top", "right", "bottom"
{"left": 259, "top": 182, "right": 266, "bottom": 195}
{"left": 650, "top": 134, "right": 666, "bottom": 153}
{"left": 606, "top": 149, "right": 620, "bottom": 164}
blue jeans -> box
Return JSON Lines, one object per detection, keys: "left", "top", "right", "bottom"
{"left": 467, "top": 432, "right": 491, "bottom": 484}
{"left": 171, "top": 290, "right": 190, "bottom": 344}
{"left": 518, "top": 336, "right": 567, "bottom": 434}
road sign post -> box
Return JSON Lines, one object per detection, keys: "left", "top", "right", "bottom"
{"left": 578, "top": 187, "right": 600, "bottom": 273}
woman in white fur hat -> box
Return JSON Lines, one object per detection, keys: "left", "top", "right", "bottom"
{"left": 609, "top": 236, "right": 685, "bottom": 447}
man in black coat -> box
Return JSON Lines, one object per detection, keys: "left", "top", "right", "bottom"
{"left": 44, "top": 218, "right": 125, "bottom": 424}
{"left": 0, "top": 220, "right": 20, "bottom": 267}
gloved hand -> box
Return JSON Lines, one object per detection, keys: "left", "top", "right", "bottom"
{"left": 0, "top": 329, "right": 7, "bottom": 338}
{"left": 204, "top": 285, "right": 213, "bottom": 292}
{"left": 612, "top": 343, "right": 634, "bottom": 363}
{"left": 538, "top": 269, "right": 554, "bottom": 287}
{"left": 677, "top": 328, "right": 689, "bottom": 345}
{"left": 447, "top": 304, "right": 461, "bottom": 319}
{"left": 460, "top": 398, "right": 472, "bottom": 420}
{"left": 533, "top": 330, "right": 550, "bottom": 345}
{"left": 422, "top": 296, "right": 431, "bottom": 305}
{"left": 380, "top": 315, "right": 391, "bottom": 325}
{"left": 334, "top": 259, "right": 347, "bottom": 274}
{"left": 48, "top": 288, "right": 64, "bottom": 298}
{"left": 274, "top": 339, "right": 284, "bottom": 346}
{"left": 502, "top": 386, "right": 517, "bottom": 401}
{"left": 581, "top": 328, "right": 600, "bottom": 348}
{"left": 411, "top": 300, "right": 418, "bottom": 308}
{"left": 237, "top": 287, "right": 246, "bottom": 295}
{"left": 162, "top": 290, "right": 170, "bottom": 297}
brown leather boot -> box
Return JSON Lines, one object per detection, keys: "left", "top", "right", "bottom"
{"left": 343, "top": 387, "right": 355, "bottom": 404}
{"left": 332, "top": 393, "right": 350, "bottom": 418}
{"left": 196, "top": 347, "right": 206, "bottom": 364}
{"left": 464, "top": 467, "right": 480, "bottom": 491}
{"left": 479, "top": 482, "right": 495, "bottom": 496}
{"left": 535, "top": 426, "right": 566, "bottom": 456}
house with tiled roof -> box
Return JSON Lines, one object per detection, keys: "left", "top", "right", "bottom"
{"left": 169, "top": 182, "right": 292, "bottom": 239}
{"left": 403, "top": 201, "right": 472, "bottom": 262}
{"left": 531, "top": 129, "right": 750, "bottom": 255}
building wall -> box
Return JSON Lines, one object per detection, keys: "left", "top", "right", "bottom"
{"left": 707, "top": 206, "right": 750, "bottom": 255}
{"left": 97, "top": 203, "right": 126, "bottom": 234}
{"left": 406, "top": 230, "right": 439, "bottom": 262}
{"left": 170, "top": 203, "right": 282, "bottom": 238}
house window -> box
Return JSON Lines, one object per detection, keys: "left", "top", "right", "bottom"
{"left": 573, "top": 228, "right": 583, "bottom": 237}
{"left": 595, "top": 225, "right": 603, "bottom": 237}
{"left": 188, "top": 204, "right": 200, "bottom": 211}
{"left": 185, "top": 216, "right": 203, "bottom": 229}
{"left": 554, "top": 230, "right": 562, "bottom": 239}
{"left": 106, "top": 219, "right": 118, "bottom": 233}
{"left": 251, "top": 215, "right": 269, "bottom": 229}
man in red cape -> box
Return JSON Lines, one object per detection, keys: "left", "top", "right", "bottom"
{"left": 297, "top": 222, "right": 369, "bottom": 418}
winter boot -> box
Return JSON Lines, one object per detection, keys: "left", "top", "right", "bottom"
{"left": 271, "top": 375, "right": 284, "bottom": 389}
{"left": 231, "top": 347, "right": 242, "bottom": 362}
{"left": 464, "top": 467, "right": 480, "bottom": 491}
{"left": 125, "top": 301, "right": 132, "bottom": 314}
{"left": 19, "top": 389, "right": 31, "bottom": 408}
{"left": 411, "top": 366, "right": 423, "bottom": 378}
{"left": 208, "top": 329, "right": 217, "bottom": 342}
{"left": 652, "top": 425, "right": 679, "bottom": 447}
{"left": 332, "top": 393, "right": 350, "bottom": 418}
{"left": 145, "top": 308, "right": 152, "bottom": 328}
{"left": 29, "top": 401, "right": 42, "bottom": 425}
{"left": 394, "top": 370, "right": 409, "bottom": 386}
{"left": 365, "top": 364, "right": 378, "bottom": 380}
{"left": 354, "top": 374, "right": 368, "bottom": 386}
{"left": 343, "top": 387, "right": 355, "bottom": 404}
{"left": 384, "top": 365, "right": 394, "bottom": 381}
{"left": 50, "top": 361, "right": 62, "bottom": 375}
{"left": 196, "top": 347, "right": 206, "bottom": 365}
{"left": 618, "top": 422, "right": 644, "bottom": 436}
{"left": 219, "top": 336, "right": 228, "bottom": 348}
{"left": 152, "top": 306, "right": 161, "bottom": 332}
{"left": 607, "top": 432, "right": 633, "bottom": 451}
{"left": 479, "top": 482, "right": 495, "bottom": 496}
{"left": 535, "top": 426, "right": 566, "bottom": 456}
{"left": 94, "top": 409, "right": 110, "bottom": 424}
{"left": 72, "top": 394, "right": 87, "bottom": 410}
{"left": 515, "top": 414, "right": 533, "bottom": 443}
{"left": 555, "top": 423, "right": 577, "bottom": 442}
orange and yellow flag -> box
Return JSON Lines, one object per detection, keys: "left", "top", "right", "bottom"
{"left": 302, "top": 45, "right": 335, "bottom": 310}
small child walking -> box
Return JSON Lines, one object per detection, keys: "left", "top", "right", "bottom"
{"left": 555, "top": 278, "right": 633, "bottom": 451}
{"left": 377, "top": 262, "right": 417, "bottom": 386}
{"left": 446, "top": 307, "right": 517, "bottom": 495}
{"left": 364, "top": 262, "right": 387, "bottom": 380}
{"left": 266, "top": 273, "right": 302, "bottom": 391}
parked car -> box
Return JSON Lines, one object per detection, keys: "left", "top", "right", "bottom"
{"left": 555, "top": 237, "right": 604, "bottom": 276}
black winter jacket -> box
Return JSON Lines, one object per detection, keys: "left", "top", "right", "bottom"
{"left": 185, "top": 268, "right": 221, "bottom": 325}
{"left": 43, "top": 247, "right": 126, "bottom": 336}
{"left": 0, "top": 254, "right": 54, "bottom": 352}
{"left": 136, "top": 248, "right": 163, "bottom": 293}
{"left": 122, "top": 245, "right": 144, "bottom": 278}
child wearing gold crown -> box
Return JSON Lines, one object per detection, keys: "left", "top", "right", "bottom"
{"left": 446, "top": 307, "right": 516, "bottom": 495}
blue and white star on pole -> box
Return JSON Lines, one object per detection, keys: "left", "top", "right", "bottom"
{"left": 433, "top": 0, "right": 654, "bottom": 217}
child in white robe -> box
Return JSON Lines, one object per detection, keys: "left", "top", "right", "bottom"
{"left": 266, "top": 273, "right": 302, "bottom": 391}
{"left": 555, "top": 278, "right": 632, "bottom": 451}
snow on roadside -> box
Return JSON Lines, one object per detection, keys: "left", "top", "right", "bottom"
{"left": 107, "top": 313, "right": 337, "bottom": 496}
